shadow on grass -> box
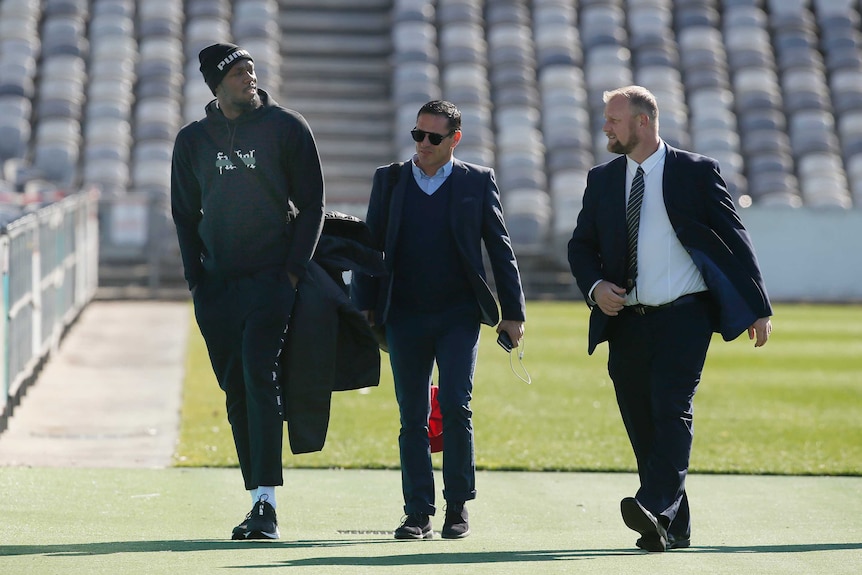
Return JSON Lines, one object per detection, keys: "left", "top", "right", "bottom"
{"left": 1, "top": 540, "right": 860, "bottom": 565}
{"left": 0, "top": 538, "right": 391, "bottom": 557}
{"left": 274, "top": 542, "right": 862, "bottom": 567}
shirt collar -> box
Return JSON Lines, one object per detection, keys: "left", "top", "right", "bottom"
{"left": 626, "top": 139, "right": 666, "bottom": 177}
{"left": 411, "top": 155, "right": 454, "bottom": 181}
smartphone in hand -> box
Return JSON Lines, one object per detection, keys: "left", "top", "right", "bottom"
{"left": 497, "top": 330, "right": 513, "bottom": 352}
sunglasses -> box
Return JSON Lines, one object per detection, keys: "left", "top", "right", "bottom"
{"left": 411, "top": 128, "right": 456, "bottom": 145}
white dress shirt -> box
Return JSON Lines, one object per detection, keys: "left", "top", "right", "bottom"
{"left": 624, "top": 141, "right": 707, "bottom": 306}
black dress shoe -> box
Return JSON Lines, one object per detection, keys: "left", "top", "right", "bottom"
{"left": 636, "top": 534, "right": 690, "bottom": 550}
{"left": 667, "top": 533, "right": 691, "bottom": 549}
{"left": 621, "top": 497, "right": 667, "bottom": 552}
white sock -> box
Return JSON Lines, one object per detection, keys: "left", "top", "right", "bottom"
{"left": 254, "top": 486, "right": 277, "bottom": 509}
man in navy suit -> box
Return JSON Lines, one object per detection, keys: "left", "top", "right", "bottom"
{"left": 353, "top": 100, "right": 526, "bottom": 540}
{"left": 568, "top": 86, "right": 772, "bottom": 552}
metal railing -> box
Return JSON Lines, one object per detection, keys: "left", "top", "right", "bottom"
{"left": 0, "top": 192, "right": 98, "bottom": 432}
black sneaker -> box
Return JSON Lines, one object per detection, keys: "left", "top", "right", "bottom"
{"left": 232, "top": 497, "right": 280, "bottom": 540}
{"left": 394, "top": 512, "right": 432, "bottom": 540}
{"left": 441, "top": 502, "right": 470, "bottom": 539}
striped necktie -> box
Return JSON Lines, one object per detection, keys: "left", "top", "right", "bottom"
{"left": 625, "top": 166, "right": 645, "bottom": 293}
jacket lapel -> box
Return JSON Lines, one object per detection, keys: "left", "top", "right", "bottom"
{"left": 607, "top": 157, "right": 628, "bottom": 270}
{"left": 448, "top": 160, "right": 469, "bottom": 230}
{"left": 385, "top": 162, "right": 409, "bottom": 257}
{"left": 661, "top": 145, "right": 683, "bottom": 210}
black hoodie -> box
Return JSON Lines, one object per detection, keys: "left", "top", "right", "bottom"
{"left": 171, "top": 90, "right": 325, "bottom": 289}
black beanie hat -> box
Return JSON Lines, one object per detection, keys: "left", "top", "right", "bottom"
{"left": 198, "top": 43, "right": 253, "bottom": 95}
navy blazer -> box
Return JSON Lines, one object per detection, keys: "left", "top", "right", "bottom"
{"left": 352, "top": 159, "right": 526, "bottom": 327}
{"left": 568, "top": 145, "right": 772, "bottom": 354}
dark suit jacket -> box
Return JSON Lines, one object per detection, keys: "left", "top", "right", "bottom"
{"left": 352, "top": 159, "right": 526, "bottom": 327}
{"left": 568, "top": 144, "right": 772, "bottom": 354}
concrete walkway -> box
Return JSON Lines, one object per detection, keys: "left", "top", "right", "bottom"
{"left": 0, "top": 300, "right": 190, "bottom": 468}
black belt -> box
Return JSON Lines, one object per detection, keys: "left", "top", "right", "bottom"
{"left": 626, "top": 293, "right": 707, "bottom": 316}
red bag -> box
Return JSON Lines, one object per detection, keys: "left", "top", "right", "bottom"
{"left": 429, "top": 385, "right": 443, "bottom": 453}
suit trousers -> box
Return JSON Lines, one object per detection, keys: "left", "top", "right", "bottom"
{"left": 386, "top": 303, "right": 480, "bottom": 516}
{"left": 193, "top": 269, "right": 295, "bottom": 491}
{"left": 607, "top": 297, "right": 713, "bottom": 538}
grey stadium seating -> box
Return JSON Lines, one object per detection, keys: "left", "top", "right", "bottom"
{"left": 1, "top": 0, "right": 861, "bottom": 287}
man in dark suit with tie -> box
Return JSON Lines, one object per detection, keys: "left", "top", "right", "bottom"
{"left": 568, "top": 86, "right": 773, "bottom": 552}
{"left": 352, "top": 100, "right": 526, "bottom": 540}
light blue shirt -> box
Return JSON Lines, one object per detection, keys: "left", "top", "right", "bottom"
{"left": 411, "top": 155, "right": 454, "bottom": 195}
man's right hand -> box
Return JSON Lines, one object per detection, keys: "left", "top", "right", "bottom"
{"left": 592, "top": 280, "right": 627, "bottom": 316}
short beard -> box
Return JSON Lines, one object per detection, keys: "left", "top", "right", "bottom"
{"left": 607, "top": 132, "right": 639, "bottom": 155}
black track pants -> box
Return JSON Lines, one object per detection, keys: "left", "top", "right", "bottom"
{"left": 193, "top": 269, "right": 295, "bottom": 490}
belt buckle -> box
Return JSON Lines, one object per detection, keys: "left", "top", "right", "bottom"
{"left": 632, "top": 305, "right": 647, "bottom": 316}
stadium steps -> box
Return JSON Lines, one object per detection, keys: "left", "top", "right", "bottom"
{"left": 278, "top": 0, "right": 395, "bottom": 215}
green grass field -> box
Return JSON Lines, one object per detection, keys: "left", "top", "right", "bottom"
{"left": 175, "top": 302, "right": 862, "bottom": 476}
{"left": 4, "top": 301, "right": 862, "bottom": 575}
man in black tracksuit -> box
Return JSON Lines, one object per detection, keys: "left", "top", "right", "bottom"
{"left": 171, "top": 43, "right": 324, "bottom": 540}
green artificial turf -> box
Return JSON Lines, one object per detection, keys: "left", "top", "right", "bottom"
{"left": 175, "top": 303, "right": 862, "bottom": 475}
{"left": 1, "top": 468, "right": 861, "bottom": 575}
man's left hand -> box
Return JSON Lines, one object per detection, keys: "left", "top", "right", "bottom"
{"left": 748, "top": 317, "right": 772, "bottom": 347}
{"left": 497, "top": 320, "right": 525, "bottom": 348}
